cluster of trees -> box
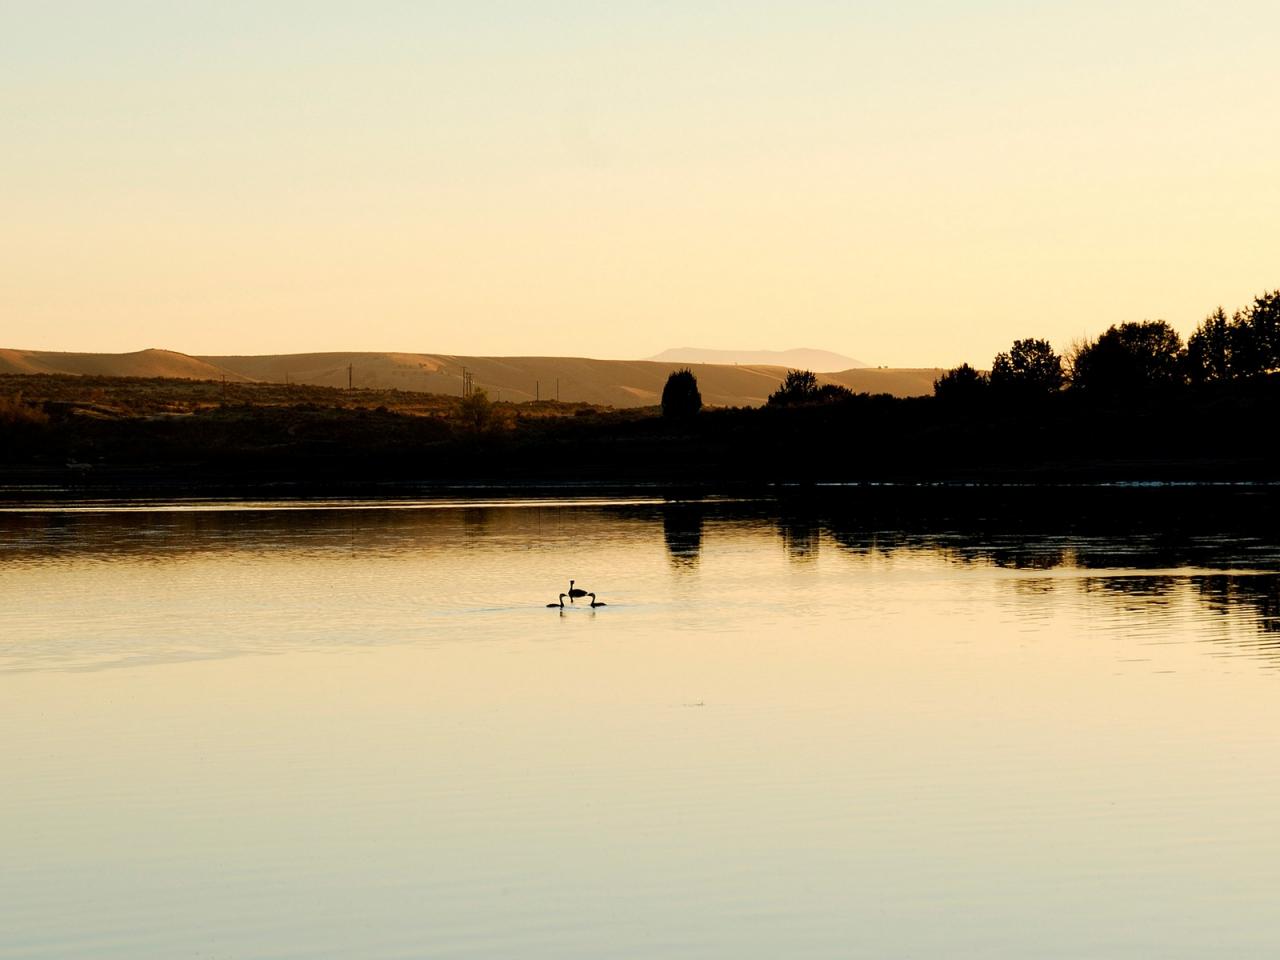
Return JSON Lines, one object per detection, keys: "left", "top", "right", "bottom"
{"left": 935, "top": 289, "right": 1279, "bottom": 400}
{"left": 656, "top": 289, "right": 1278, "bottom": 416}
{"left": 661, "top": 366, "right": 858, "bottom": 416}
{"left": 1185, "top": 291, "right": 1280, "bottom": 382}
{"left": 934, "top": 337, "right": 1065, "bottom": 402}
{"left": 665, "top": 366, "right": 860, "bottom": 413}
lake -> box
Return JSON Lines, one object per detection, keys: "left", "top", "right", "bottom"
{"left": 3, "top": 496, "right": 1279, "bottom": 958}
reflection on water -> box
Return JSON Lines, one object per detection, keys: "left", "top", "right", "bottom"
{"left": 3, "top": 501, "right": 1280, "bottom": 673}
{"left": 778, "top": 515, "right": 821, "bottom": 562}
{"left": 3, "top": 498, "right": 1280, "bottom": 958}
{"left": 661, "top": 504, "right": 703, "bottom": 570}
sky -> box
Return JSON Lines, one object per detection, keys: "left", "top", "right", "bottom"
{"left": 2, "top": 1, "right": 1277, "bottom": 367}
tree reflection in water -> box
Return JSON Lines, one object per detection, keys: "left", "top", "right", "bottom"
{"left": 661, "top": 503, "right": 703, "bottom": 570}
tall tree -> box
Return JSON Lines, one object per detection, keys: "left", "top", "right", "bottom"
{"left": 1185, "top": 307, "right": 1234, "bottom": 383}
{"left": 661, "top": 368, "right": 702, "bottom": 418}
{"left": 1233, "top": 289, "right": 1280, "bottom": 377}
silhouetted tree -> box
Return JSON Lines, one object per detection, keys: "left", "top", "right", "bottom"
{"left": 1186, "top": 307, "right": 1235, "bottom": 383}
{"left": 1071, "top": 321, "right": 1185, "bottom": 392}
{"left": 989, "top": 338, "right": 1064, "bottom": 398}
{"left": 1231, "top": 289, "right": 1280, "bottom": 378}
{"left": 932, "top": 363, "right": 989, "bottom": 403}
{"left": 661, "top": 368, "right": 702, "bottom": 418}
{"left": 767, "top": 369, "right": 820, "bottom": 406}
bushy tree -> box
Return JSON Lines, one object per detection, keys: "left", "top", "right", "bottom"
{"left": 989, "top": 338, "right": 1064, "bottom": 398}
{"left": 767, "top": 369, "right": 820, "bottom": 406}
{"left": 1071, "top": 321, "right": 1185, "bottom": 392}
{"left": 661, "top": 368, "right": 702, "bottom": 418}
{"left": 933, "top": 363, "right": 989, "bottom": 403}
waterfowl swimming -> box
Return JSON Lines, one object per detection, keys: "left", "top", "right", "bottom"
{"left": 546, "top": 594, "right": 566, "bottom": 608}
{"left": 567, "top": 580, "right": 589, "bottom": 601}
{"left": 588, "top": 593, "right": 607, "bottom": 608}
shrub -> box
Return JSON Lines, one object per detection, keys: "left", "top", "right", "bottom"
{"left": 459, "top": 389, "right": 499, "bottom": 432}
{"left": 814, "top": 383, "right": 855, "bottom": 403}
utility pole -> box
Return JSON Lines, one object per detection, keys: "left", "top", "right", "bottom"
{"left": 556, "top": 378, "right": 560, "bottom": 402}
{"left": 536, "top": 380, "right": 540, "bottom": 402}
{"left": 348, "top": 364, "right": 353, "bottom": 390}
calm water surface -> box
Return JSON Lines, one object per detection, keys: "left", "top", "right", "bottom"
{"left": 3, "top": 499, "right": 1279, "bottom": 958}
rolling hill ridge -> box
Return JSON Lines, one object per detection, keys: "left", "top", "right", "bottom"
{"left": 0, "top": 348, "right": 940, "bottom": 406}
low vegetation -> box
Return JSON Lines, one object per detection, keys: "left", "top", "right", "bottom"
{"left": 0, "top": 392, "right": 49, "bottom": 427}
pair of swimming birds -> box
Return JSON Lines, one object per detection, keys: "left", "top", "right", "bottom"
{"left": 547, "top": 579, "right": 606, "bottom": 608}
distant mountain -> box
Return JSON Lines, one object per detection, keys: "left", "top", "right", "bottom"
{"left": 646, "top": 347, "right": 866, "bottom": 372}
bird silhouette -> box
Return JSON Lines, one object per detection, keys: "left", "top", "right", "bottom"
{"left": 546, "top": 594, "right": 566, "bottom": 608}
{"left": 567, "top": 580, "right": 589, "bottom": 601}
{"left": 588, "top": 593, "right": 607, "bottom": 608}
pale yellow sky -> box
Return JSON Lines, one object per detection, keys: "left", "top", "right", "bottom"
{"left": 2, "top": 2, "right": 1277, "bottom": 366}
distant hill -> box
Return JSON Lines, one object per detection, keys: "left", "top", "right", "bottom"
{"left": 647, "top": 347, "right": 866, "bottom": 372}
{"left": 0, "top": 348, "right": 939, "bottom": 405}
{"left": 821, "top": 368, "right": 943, "bottom": 398}
{"left": 0, "top": 348, "right": 251, "bottom": 381}
{"left": 202, "top": 352, "right": 794, "bottom": 406}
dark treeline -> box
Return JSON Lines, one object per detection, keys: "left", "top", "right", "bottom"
{"left": 932, "top": 288, "right": 1280, "bottom": 400}
{"left": 3, "top": 374, "right": 1278, "bottom": 494}
{"left": 1, "top": 288, "right": 1278, "bottom": 495}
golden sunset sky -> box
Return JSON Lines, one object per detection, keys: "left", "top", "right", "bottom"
{"left": 3, "top": 2, "right": 1277, "bottom": 366}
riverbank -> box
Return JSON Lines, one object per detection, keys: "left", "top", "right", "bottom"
{"left": 3, "top": 372, "right": 1279, "bottom": 499}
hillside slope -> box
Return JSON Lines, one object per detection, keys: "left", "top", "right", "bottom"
{"left": 0, "top": 348, "right": 251, "bottom": 381}
{"left": 823, "top": 368, "right": 942, "bottom": 398}
{"left": 0, "top": 348, "right": 941, "bottom": 405}
{"left": 647, "top": 347, "right": 866, "bottom": 371}
{"left": 202, "top": 353, "right": 797, "bottom": 406}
